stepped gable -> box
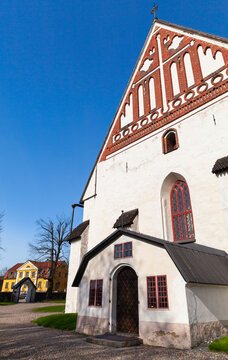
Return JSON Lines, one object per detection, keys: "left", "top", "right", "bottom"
{"left": 99, "top": 19, "right": 228, "bottom": 162}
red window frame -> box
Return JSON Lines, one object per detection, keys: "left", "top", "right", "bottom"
{"left": 114, "top": 242, "right": 133, "bottom": 259}
{"left": 147, "top": 275, "right": 169, "bottom": 309}
{"left": 170, "top": 180, "right": 195, "bottom": 242}
{"left": 88, "top": 279, "right": 103, "bottom": 307}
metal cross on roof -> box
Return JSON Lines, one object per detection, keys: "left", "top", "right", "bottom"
{"left": 151, "top": 3, "right": 158, "bottom": 19}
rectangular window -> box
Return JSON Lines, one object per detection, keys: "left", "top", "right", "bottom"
{"left": 89, "top": 280, "right": 103, "bottom": 306}
{"left": 11, "top": 282, "right": 15, "bottom": 289}
{"left": 26, "top": 272, "right": 29, "bottom": 277}
{"left": 124, "top": 242, "right": 132, "bottom": 257}
{"left": 114, "top": 244, "right": 122, "bottom": 258}
{"left": 32, "top": 272, "right": 35, "bottom": 277}
{"left": 19, "top": 272, "right": 23, "bottom": 278}
{"left": 38, "top": 281, "right": 41, "bottom": 289}
{"left": 147, "top": 275, "right": 168, "bottom": 309}
{"left": 5, "top": 282, "right": 8, "bottom": 289}
{"left": 55, "top": 282, "right": 60, "bottom": 290}
{"left": 147, "top": 276, "right": 157, "bottom": 308}
{"left": 114, "top": 242, "right": 132, "bottom": 259}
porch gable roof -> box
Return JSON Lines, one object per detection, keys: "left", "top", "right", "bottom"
{"left": 72, "top": 229, "right": 228, "bottom": 287}
{"left": 13, "top": 277, "right": 36, "bottom": 290}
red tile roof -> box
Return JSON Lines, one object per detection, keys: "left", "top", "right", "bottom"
{"left": 4, "top": 263, "right": 23, "bottom": 279}
{"left": 4, "top": 261, "right": 66, "bottom": 279}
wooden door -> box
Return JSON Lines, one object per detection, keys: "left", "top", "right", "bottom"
{"left": 116, "top": 267, "right": 139, "bottom": 334}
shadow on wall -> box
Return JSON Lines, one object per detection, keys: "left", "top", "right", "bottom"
{"left": 186, "top": 284, "right": 228, "bottom": 346}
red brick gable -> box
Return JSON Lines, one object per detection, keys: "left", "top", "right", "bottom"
{"left": 99, "top": 21, "right": 228, "bottom": 162}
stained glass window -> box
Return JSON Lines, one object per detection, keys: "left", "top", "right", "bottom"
{"left": 170, "top": 180, "right": 195, "bottom": 241}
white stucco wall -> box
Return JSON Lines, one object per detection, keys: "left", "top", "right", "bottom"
{"left": 77, "top": 234, "right": 189, "bottom": 326}
{"left": 216, "top": 172, "right": 228, "bottom": 239}
{"left": 186, "top": 284, "right": 228, "bottom": 324}
{"left": 83, "top": 96, "right": 228, "bottom": 252}
{"left": 65, "top": 239, "right": 81, "bottom": 313}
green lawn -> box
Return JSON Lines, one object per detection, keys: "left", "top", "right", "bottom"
{"left": 209, "top": 336, "right": 228, "bottom": 353}
{"left": 32, "top": 313, "right": 77, "bottom": 331}
{"left": 0, "top": 302, "right": 15, "bottom": 306}
{"left": 32, "top": 305, "right": 65, "bottom": 313}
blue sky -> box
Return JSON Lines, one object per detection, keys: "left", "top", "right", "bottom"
{"left": 0, "top": 0, "right": 227, "bottom": 270}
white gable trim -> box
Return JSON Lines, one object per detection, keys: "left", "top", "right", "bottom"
{"left": 17, "top": 261, "right": 38, "bottom": 271}
{"left": 81, "top": 20, "right": 228, "bottom": 202}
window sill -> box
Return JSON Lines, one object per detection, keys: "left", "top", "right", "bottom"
{"left": 174, "top": 239, "right": 196, "bottom": 244}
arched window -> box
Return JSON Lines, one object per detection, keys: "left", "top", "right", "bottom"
{"left": 162, "top": 130, "right": 179, "bottom": 154}
{"left": 170, "top": 62, "right": 180, "bottom": 96}
{"left": 170, "top": 180, "right": 195, "bottom": 241}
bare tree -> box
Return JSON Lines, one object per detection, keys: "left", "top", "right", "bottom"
{"left": 29, "top": 217, "right": 70, "bottom": 299}
{"left": 0, "top": 266, "right": 7, "bottom": 276}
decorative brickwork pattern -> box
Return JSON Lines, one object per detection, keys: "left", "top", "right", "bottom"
{"left": 100, "top": 23, "right": 228, "bottom": 161}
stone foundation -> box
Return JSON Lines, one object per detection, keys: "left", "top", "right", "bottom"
{"left": 139, "top": 321, "right": 191, "bottom": 349}
{"left": 190, "top": 321, "right": 228, "bottom": 347}
{"left": 76, "top": 315, "right": 109, "bottom": 335}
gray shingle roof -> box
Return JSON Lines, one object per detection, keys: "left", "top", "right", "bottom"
{"left": 165, "top": 243, "right": 228, "bottom": 285}
{"left": 72, "top": 229, "right": 228, "bottom": 287}
{"left": 67, "top": 220, "right": 90, "bottom": 242}
{"left": 212, "top": 155, "right": 228, "bottom": 174}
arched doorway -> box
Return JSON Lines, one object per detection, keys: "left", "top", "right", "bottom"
{"left": 116, "top": 266, "right": 139, "bottom": 334}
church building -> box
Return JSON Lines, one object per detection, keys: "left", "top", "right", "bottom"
{"left": 66, "top": 18, "right": 228, "bottom": 348}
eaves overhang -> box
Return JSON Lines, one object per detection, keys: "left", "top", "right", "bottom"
{"left": 72, "top": 229, "right": 228, "bottom": 288}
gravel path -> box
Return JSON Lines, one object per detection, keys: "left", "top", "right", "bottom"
{"left": 0, "top": 302, "right": 62, "bottom": 328}
{"left": 0, "top": 303, "right": 227, "bottom": 359}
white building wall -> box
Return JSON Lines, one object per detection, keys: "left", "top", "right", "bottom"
{"left": 83, "top": 97, "right": 228, "bottom": 252}
{"left": 186, "top": 284, "right": 228, "bottom": 346}
{"left": 186, "top": 284, "right": 228, "bottom": 324}
{"left": 65, "top": 240, "right": 81, "bottom": 313}
{"left": 216, "top": 172, "right": 228, "bottom": 237}
{"left": 76, "top": 235, "right": 190, "bottom": 348}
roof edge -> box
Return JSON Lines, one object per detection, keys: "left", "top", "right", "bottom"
{"left": 79, "top": 19, "right": 228, "bottom": 203}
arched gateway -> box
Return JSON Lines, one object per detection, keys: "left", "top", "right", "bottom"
{"left": 12, "top": 277, "right": 36, "bottom": 303}
{"left": 116, "top": 267, "right": 139, "bottom": 334}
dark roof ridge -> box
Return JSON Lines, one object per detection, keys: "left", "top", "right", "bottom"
{"left": 212, "top": 155, "right": 228, "bottom": 174}
{"left": 154, "top": 19, "right": 228, "bottom": 44}
{"left": 113, "top": 209, "right": 139, "bottom": 228}
{"left": 13, "top": 277, "right": 36, "bottom": 289}
{"left": 67, "top": 220, "right": 90, "bottom": 242}
{"left": 72, "top": 228, "right": 228, "bottom": 287}
{"left": 166, "top": 241, "right": 227, "bottom": 257}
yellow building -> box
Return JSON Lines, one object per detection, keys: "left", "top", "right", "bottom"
{"left": 2, "top": 260, "right": 68, "bottom": 293}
